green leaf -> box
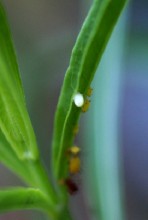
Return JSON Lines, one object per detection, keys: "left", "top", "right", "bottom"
{"left": 0, "top": 4, "right": 59, "bottom": 207}
{"left": 0, "top": 2, "right": 38, "bottom": 160}
{"left": 0, "top": 187, "right": 57, "bottom": 218}
{"left": 52, "top": 0, "right": 127, "bottom": 180}
{"left": 0, "top": 130, "right": 35, "bottom": 184}
{"left": 0, "top": 130, "right": 59, "bottom": 207}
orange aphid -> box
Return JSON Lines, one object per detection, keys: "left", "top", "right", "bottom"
{"left": 69, "top": 157, "right": 81, "bottom": 174}
{"left": 66, "top": 146, "right": 80, "bottom": 156}
{"left": 82, "top": 99, "right": 90, "bottom": 112}
{"left": 86, "top": 87, "right": 93, "bottom": 97}
{"left": 68, "top": 146, "right": 80, "bottom": 155}
{"left": 73, "top": 124, "right": 79, "bottom": 135}
{"left": 66, "top": 146, "right": 81, "bottom": 174}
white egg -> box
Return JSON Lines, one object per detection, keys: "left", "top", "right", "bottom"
{"left": 73, "top": 93, "right": 84, "bottom": 107}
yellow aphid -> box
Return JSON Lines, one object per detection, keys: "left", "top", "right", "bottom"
{"left": 69, "top": 146, "right": 80, "bottom": 155}
{"left": 82, "top": 99, "right": 90, "bottom": 112}
{"left": 86, "top": 87, "right": 93, "bottom": 97}
{"left": 73, "top": 124, "right": 79, "bottom": 135}
{"left": 69, "top": 157, "right": 81, "bottom": 174}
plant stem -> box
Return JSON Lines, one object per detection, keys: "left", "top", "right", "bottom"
{"left": 27, "top": 159, "right": 58, "bottom": 203}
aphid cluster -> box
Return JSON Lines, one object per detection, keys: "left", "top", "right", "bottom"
{"left": 60, "top": 146, "right": 81, "bottom": 194}
{"left": 61, "top": 87, "right": 93, "bottom": 194}
{"left": 68, "top": 146, "right": 81, "bottom": 175}
{"left": 64, "top": 146, "right": 81, "bottom": 194}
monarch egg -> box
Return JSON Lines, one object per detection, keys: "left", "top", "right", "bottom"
{"left": 73, "top": 93, "right": 84, "bottom": 107}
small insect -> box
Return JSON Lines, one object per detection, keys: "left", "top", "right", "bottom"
{"left": 60, "top": 178, "right": 78, "bottom": 195}
{"left": 65, "top": 146, "right": 80, "bottom": 158}
{"left": 65, "top": 178, "right": 78, "bottom": 194}
{"left": 66, "top": 146, "right": 81, "bottom": 174}
{"left": 86, "top": 87, "right": 93, "bottom": 97}
{"left": 68, "top": 146, "right": 80, "bottom": 156}
{"left": 73, "top": 93, "right": 84, "bottom": 107}
{"left": 69, "top": 157, "right": 81, "bottom": 174}
{"left": 81, "top": 99, "right": 90, "bottom": 112}
{"left": 73, "top": 124, "right": 79, "bottom": 135}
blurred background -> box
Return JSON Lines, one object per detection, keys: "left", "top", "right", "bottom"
{"left": 1, "top": 0, "right": 148, "bottom": 219}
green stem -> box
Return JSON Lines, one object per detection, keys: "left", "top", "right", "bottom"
{"left": 25, "top": 159, "right": 67, "bottom": 219}
{"left": 26, "top": 159, "right": 58, "bottom": 205}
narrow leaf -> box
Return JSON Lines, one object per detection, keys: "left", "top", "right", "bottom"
{"left": 52, "top": 0, "right": 127, "bottom": 180}
{"left": 0, "top": 2, "right": 38, "bottom": 160}
{"left": 0, "top": 130, "right": 37, "bottom": 185}
{"left": 0, "top": 187, "right": 56, "bottom": 218}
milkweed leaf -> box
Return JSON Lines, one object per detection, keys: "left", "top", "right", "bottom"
{"left": 0, "top": 2, "right": 38, "bottom": 160}
{"left": 0, "top": 187, "right": 56, "bottom": 217}
{"left": 52, "top": 0, "right": 127, "bottom": 180}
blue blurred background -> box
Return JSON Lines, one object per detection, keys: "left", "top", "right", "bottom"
{"left": 1, "top": 0, "right": 148, "bottom": 219}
